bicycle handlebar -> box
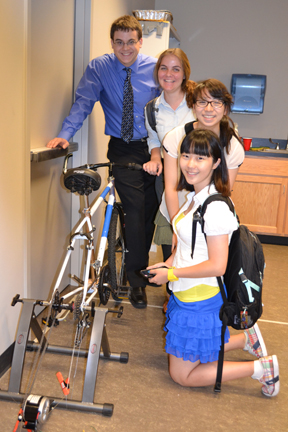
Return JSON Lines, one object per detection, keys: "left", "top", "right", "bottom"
{"left": 90, "top": 162, "right": 143, "bottom": 171}
{"left": 63, "top": 153, "right": 143, "bottom": 175}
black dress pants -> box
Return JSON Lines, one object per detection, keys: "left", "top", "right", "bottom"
{"left": 107, "top": 137, "right": 158, "bottom": 288}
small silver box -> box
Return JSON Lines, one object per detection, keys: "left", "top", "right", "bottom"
{"left": 133, "top": 10, "right": 173, "bottom": 23}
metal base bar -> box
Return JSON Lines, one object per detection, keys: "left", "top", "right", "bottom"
{"left": 1, "top": 298, "right": 128, "bottom": 417}
{"left": 27, "top": 342, "right": 129, "bottom": 362}
{"left": 0, "top": 390, "right": 113, "bottom": 416}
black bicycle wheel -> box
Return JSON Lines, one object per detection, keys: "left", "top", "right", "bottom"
{"left": 108, "top": 206, "right": 126, "bottom": 299}
{"left": 98, "top": 264, "right": 111, "bottom": 305}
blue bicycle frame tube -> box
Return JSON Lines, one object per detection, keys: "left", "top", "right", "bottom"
{"left": 102, "top": 196, "right": 114, "bottom": 238}
{"left": 96, "top": 190, "right": 115, "bottom": 266}
{"left": 90, "top": 182, "right": 113, "bottom": 218}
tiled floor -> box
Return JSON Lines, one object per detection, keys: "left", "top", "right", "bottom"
{"left": 0, "top": 244, "right": 287, "bottom": 432}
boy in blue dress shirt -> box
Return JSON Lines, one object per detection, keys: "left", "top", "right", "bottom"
{"left": 47, "top": 15, "right": 160, "bottom": 308}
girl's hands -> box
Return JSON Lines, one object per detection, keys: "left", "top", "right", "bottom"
{"left": 143, "top": 159, "right": 162, "bottom": 176}
{"left": 146, "top": 263, "right": 169, "bottom": 285}
{"left": 143, "top": 147, "right": 162, "bottom": 176}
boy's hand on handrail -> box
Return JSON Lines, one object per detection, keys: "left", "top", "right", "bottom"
{"left": 47, "top": 137, "right": 69, "bottom": 149}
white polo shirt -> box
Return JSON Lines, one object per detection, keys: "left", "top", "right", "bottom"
{"left": 170, "top": 184, "right": 238, "bottom": 297}
{"left": 160, "top": 122, "right": 245, "bottom": 221}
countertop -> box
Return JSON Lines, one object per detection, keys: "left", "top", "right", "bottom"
{"left": 245, "top": 138, "right": 288, "bottom": 158}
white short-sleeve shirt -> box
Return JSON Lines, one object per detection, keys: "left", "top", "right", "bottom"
{"left": 160, "top": 121, "right": 245, "bottom": 221}
{"left": 170, "top": 184, "right": 239, "bottom": 293}
{"left": 163, "top": 122, "right": 245, "bottom": 169}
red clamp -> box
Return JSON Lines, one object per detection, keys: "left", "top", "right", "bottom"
{"left": 56, "top": 371, "right": 70, "bottom": 396}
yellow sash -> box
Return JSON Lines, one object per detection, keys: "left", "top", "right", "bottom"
{"left": 174, "top": 284, "right": 220, "bottom": 302}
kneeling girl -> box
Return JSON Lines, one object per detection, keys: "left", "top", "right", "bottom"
{"left": 147, "top": 129, "right": 279, "bottom": 397}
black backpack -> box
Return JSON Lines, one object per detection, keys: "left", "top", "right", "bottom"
{"left": 191, "top": 193, "right": 265, "bottom": 392}
{"left": 145, "top": 98, "right": 158, "bottom": 133}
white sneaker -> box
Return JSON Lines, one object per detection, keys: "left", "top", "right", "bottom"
{"left": 243, "top": 323, "right": 267, "bottom": 358}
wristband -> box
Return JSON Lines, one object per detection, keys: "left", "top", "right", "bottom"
{"left": 167, "top": 267, "right": 179, "bottom": 282}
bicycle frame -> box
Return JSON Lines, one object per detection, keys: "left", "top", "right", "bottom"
{"left": 50, "top": 174, "right": 116, "bottom": 312}
{"left": 6, "top": 158, "right": 140, "bottom": 427}
{"left": 47, "top": 155, "right": 142, "bottom": 313}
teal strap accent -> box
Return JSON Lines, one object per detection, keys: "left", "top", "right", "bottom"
{"left": 239, "top": 268, "right": 260, "bottom": 303}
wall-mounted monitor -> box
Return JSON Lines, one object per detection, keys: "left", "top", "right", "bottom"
{"left": 231, "top": 74, "right": 267, "bottom": 114}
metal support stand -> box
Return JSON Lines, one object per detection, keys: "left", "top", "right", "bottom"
{"left": 0, "top": 298, "right": 129, "bottom": 417}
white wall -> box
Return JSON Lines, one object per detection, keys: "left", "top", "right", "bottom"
{"left": 0, "top": 0, "right": 75, "bottom": 356}
{"left": 29, "top": 0, "right": 75, "bottom": 301}
{"left": 0, "top": 0, "right": 29, "bottom": 354}
{"left": 156, "top": 0, "right": 288, "bottom": 140}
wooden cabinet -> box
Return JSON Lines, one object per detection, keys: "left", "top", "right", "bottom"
{"left": 231, "top": 156, "right": 288, "bottom": 236}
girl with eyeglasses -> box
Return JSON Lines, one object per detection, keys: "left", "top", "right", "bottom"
{"left": 146, "top": 129, "right": 279, "bottom": 397}
{"left": 163, "top": 78, "right": 244, "bottom": 226}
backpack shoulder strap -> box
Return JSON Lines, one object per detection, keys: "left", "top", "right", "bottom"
{"left": 191, "top": 193, "right": 236, "bottom": 394}
{"left": 191, "top": 194, "right": 235, "bottom": 259}
{"left": 145, "top": 98, "right": 158, "bottom": 133}
{"left": 200, "top": 193, "right": 234, "bottom": 217}
{"left": 191, "top": 205, "right": 202, "bottom": 259}
{"left": 184, "top": 121, "right": 195, "bottom": 136}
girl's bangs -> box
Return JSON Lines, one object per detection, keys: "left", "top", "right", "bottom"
{"left": 182, "top": 138, "right": 211, "bottom": 157}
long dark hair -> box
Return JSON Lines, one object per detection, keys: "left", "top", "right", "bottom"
{"left": 177, "top": 129, "right": 230, "bottom": 196}
{"left": 192, "top": 79, "right": 242, "bottom": 153}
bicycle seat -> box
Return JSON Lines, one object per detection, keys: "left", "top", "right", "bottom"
{"left": 64, "top": 168, "right": 101, "bottom": 195}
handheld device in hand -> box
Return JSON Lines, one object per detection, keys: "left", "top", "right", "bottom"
{"left": 140, "top": 266, "right": 167, "bottom": 278}
{"left": 140, "top": 269, "right": 154, "bottom": 278}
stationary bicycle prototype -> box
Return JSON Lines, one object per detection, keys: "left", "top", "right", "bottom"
{"left": 2, "top": 155, "right": 143, "bottom": 431}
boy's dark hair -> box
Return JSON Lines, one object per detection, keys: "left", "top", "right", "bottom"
{"left": 192, "top": 79, "right": 243, "bottom": 154}
{"left": 177, "top": 129, "right": 230, "bottom": 196}
{"left": 110, "top": 15, "right": 142, "bottom": 40}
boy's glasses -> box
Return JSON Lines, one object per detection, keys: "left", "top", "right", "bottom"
{"left": 113, "top": 40, "right": 139, "bottom": 47}
{"left": 195, "top": 100, "right": 224, "bottom": 109}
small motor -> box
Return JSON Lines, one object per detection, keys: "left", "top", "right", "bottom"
{"left": 16, "top": 395, "right": 51, "bottom": 431}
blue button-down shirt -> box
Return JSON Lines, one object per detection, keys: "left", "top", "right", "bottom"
{"left": 58, "top": 53, "right": 159, "bottom": 141}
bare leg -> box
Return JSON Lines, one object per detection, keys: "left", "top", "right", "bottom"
{"left": 169, "top": 354, "right": 254, "bottom": 387}
{"left": 224, "top": 333, "right": 246, "bottom": 352}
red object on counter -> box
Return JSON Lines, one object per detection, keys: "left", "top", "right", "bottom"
{"left": 243, "top": 137, "right": 252, "bottom": 151}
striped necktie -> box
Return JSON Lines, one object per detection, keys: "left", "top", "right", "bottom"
{"left": 121, "top": 67, "right": 134, "bottom": 143}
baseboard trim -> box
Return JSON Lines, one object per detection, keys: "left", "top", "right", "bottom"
{"left": 258, "top": 235, "right": 288, "bottom": 246}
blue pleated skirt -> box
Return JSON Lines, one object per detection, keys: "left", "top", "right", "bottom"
{"left": 164, "top": 292, "right": 230, "bottom": 363}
